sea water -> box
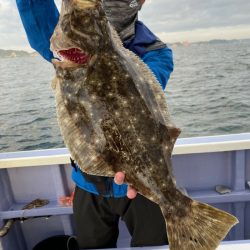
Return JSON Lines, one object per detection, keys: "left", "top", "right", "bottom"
{"left": 0, "top": 40, "right": 249, "bottom": 152}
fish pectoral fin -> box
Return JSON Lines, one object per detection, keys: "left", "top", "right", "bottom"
{"left": 162, "top": 199, "right": 238, "bottom": 250}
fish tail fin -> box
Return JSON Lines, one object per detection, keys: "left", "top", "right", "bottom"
{"left": 162, "top": 199, "right": 238, "bottom": 250}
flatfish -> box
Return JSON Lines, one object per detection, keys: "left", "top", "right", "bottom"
{"left": 50, "top": 1, "right": 238, "bottom": 249}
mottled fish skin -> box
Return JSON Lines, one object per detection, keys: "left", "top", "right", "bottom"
{"left": 50, "top": 1, "right": 238, "bottom": 249}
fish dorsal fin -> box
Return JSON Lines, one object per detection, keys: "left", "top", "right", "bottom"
{"left": 108, "top": 24, "right": 180, "bottom": 133}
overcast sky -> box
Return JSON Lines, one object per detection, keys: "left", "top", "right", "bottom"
{"left": 0, "top": 0, "right": 250, "bottom": 51}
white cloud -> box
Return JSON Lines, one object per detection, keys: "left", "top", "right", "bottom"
{"left": 158, "top": 25, "right": 250, "bottom": 43}
{"left": 0, "top": 0, "right": 31, "bottom": 50}
{"left": 140, "top": 0, "right": 250, "bottom": 40}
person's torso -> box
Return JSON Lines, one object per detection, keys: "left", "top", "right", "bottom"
{"left": 103, "top": 0, "right": 166, "bottom": 54}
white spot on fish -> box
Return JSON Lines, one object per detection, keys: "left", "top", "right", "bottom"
{"left": 63, "top": 117, "right": 70, "bottom": 124}
{"left": 75, "top": 139, "right": 82, "bottom": 146}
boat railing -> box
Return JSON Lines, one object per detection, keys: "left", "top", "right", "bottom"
{"left": 0, "top": 133, "right": 250, "bottom": 249}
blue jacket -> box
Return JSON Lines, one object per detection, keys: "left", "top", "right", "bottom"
{"left": 16, "top": 0, "right": 174, "bottom": 197}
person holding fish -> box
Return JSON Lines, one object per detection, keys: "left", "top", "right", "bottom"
{"left": 17, "top": 0, "right": 174, "bottom": 249}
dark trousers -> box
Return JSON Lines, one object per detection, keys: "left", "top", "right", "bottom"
{"left": 73, "top": 186, "right": 168, "bottom": 249}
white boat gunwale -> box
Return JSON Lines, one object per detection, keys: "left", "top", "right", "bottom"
{"left": 1, "top": 133, "right": 250, "bottom": 169}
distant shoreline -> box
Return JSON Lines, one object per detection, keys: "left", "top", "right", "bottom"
{"left": 0, "top": 38, "right": 249, "bottom": 58}
{"left": 0, "top": 49, "right": 38, "bottom": 58}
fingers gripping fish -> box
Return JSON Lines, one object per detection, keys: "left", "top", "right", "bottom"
{"left": 50, "top": 1, "right": 238, "bottom": 249}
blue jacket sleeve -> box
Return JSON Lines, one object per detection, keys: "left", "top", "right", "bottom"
{"left": 142, "top": 47, "right": 174, "bottom": 90}
{"left": 16, "top": 0, "right": 59, "bottom": 62}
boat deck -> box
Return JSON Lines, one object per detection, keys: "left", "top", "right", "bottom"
{"left": 1, "top": 133, "right": 250, "bottom": 250}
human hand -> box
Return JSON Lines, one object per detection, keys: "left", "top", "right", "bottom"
{"left": 114, "top": 172, "right": 137, "bottom": 199}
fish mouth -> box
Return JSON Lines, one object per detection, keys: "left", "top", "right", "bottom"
{"left": 53, "top": 47, "right": 91, "bottom": 67}
{"left": 58, "top": 48, "right": 90, "bottom": 64}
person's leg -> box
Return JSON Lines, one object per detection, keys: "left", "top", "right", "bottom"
{"left": 73, "top": 186, "right": 119, "bottom": 249}
{"left": 121, "top": 194, "right": 168, "bottom": 247}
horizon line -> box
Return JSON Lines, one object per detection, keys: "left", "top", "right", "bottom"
{"left": 1, "top": 37, "right": 249, "bottom": 52}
